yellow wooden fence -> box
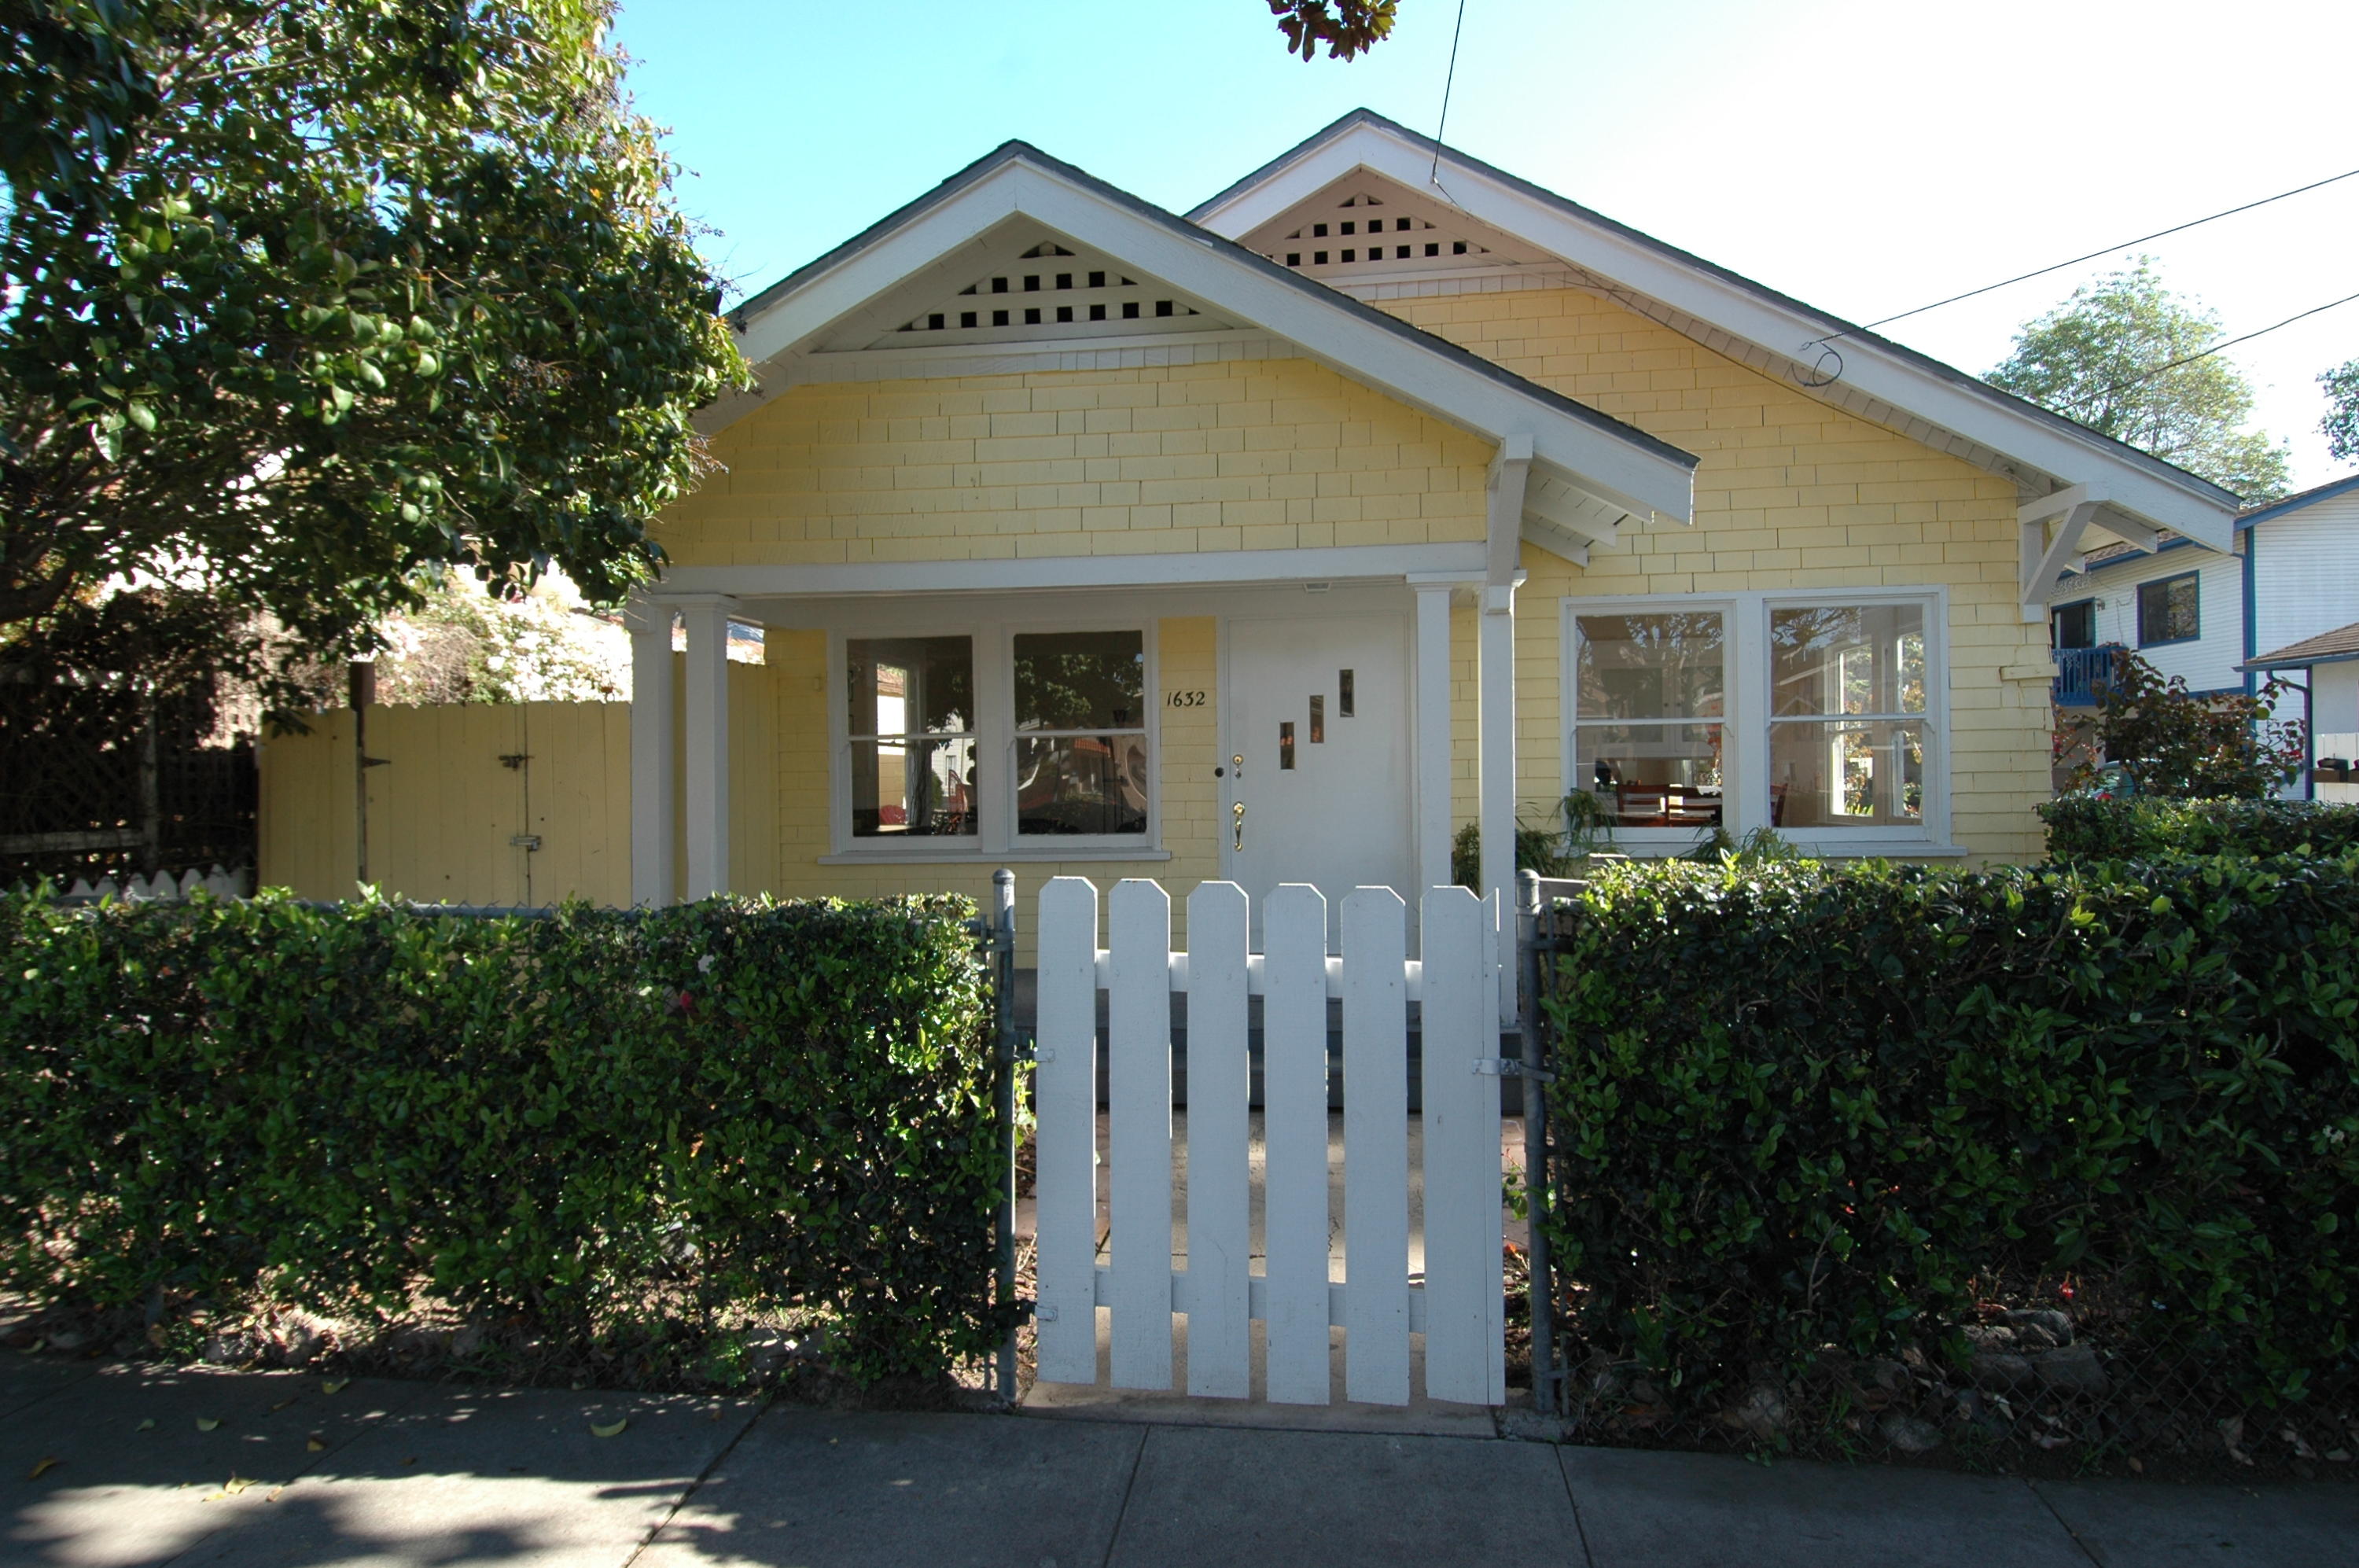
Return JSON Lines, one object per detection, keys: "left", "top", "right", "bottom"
{"left": 258, "top": 661, "right": 779, "bottom": 905}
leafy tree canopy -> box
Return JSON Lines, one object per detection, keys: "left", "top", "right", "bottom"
{"left": 2318, "top": 359, "right": 2359, "bottom": 465}
{"left": 0, "top": 0, "right": 746, "bottom": 661}
{"left": 1987, "top": 260, "right": 2289, "bottom": 503}
{"left": 1268, "top": 0, "right": 1397, "bottom": 61}
{"left": 2056, "top": 647, "right": 2305, "bottom": 800}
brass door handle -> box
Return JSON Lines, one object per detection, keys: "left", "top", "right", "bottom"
{"left": 1232, "top": 801, "right": 1246, "bottom": 852}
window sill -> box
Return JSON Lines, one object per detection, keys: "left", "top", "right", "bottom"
{"left": 820, "top": 845, "right": 1172, "bottom": 866}
{"left": 1599, "top": 836, "right": 1966, "bottom": 861}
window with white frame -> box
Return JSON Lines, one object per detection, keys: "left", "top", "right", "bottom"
{"left": 1014, "top": 630, "right": 1150, "bottom": 837}
{"left": 839, "top": 623, "right": 1153, "bottom": 851}
{"left": 1566, "top": 592, "right": 1944, "bottom": 845}
{"left": 1570, "top": 609, "right": 1727, "bottom": 831}
{"left": 1768, "top": 602, "right": 1928, "bottom": 830}
{"left": 846, "top": 636, "right": 977, "bottom": 838}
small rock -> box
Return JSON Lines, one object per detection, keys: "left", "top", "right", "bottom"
{"left": 1728, "top": 1383, "right": 1788, "bottom": 1441}
{"left": 2030, "top": 1344, "right": 2109, "bottom": 1396}
{"left": 201, "top": 1332, "right": 256, "bottom": 1365}
{"left": 1969, "top": 1350, "right": 2035, "bottom": 1389}
{"left": 1963, "top": 1323, "right": 2019, "bottom": 1350}
{"left": 449, "top": 1325, "right": 488, "bottom": 1359}
{"left": 45, "top": 1330, "right": 86, "bottom": 1352}
{"left": 2000, "top": 1309, "right": 2073, "bottom": 1349}
{"left": 1863, "top": 1357, "right": 1910, "bottom": 1393}
{"left": 1880, "top": 1412, "right": 1943, "bottom": 1453}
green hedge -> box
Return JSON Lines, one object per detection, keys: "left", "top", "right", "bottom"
{"left": 0, "top": 892, "right": 1003, "bottom": 1381}
{"left": 2041, "top": 795, "right": 2359, "bottom": 860}
{"left": 1542, "top": 856, "right": 2359, "bottom": 1408}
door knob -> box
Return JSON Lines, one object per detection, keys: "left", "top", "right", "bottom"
{"left": 1232, "top": 800, "right": 1246, "bottom": 852}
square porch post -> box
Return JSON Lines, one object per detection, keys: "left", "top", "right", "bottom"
{"left": 1413, "top": 580, "right": 1458, "bottom": 904}
{"left": 1481, "top": 437, "right": 1532, "bottom": 1024}
{"left": 681, "top": 596, "right": 737, "bottom": 901}
{"left": 626, "top": 599, "right": 675, "bottom": 907}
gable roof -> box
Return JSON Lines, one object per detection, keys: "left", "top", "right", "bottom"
{"left": 1191, "top": 109, "right": 2245, "bottom": 552}
{"left": 2236, "top": 470, "right": 2359, "bottom": 528}
{"left": 2245, "top": 619, "right": 2359, "bottom": 669}
{"left": 715, "top": 140, "right": 1699, "bottom": 547}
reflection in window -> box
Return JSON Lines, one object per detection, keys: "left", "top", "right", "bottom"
{"left": 1573, "top": 612, "right": 1725, "bottom": 829}
{"left": 1769, "top": 604, "right": 1927, "bottom": 828}
{"left": 2137, "top": 573, "right": 2199, "bottom": 646}
{"left": 848, "top": 637, "right": 977, "bottom": 837}
{"left": 1014, "top": 630, "right": 1148, "bottom": 836}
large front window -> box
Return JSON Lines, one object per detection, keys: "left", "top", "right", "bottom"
{"left": 848, "top": 636, "right": 977, "bottom": 837}
{"left": 1015, "top": 630, "right": 1149, "bottom": 836}
{"left": 1572, "top": 611, "right": 1725, "bottom": 830}
{"left": 1769, "top": 603, "right": 1927, "bottom": 830}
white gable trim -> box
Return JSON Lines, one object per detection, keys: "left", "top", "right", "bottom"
{"left": 1192, "top": 118, "right": 2240, "bottom": 552}
{"left": 716, "top": 153, "right": 1697, "bottom": 530}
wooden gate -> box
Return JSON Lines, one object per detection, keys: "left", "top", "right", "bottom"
{"left": 1032, "top": 876, "right": 1506, "bottom": 1407}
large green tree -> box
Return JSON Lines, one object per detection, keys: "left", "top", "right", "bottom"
{"left": 1987, "top": 260, "right": 2290, "bottom": 503}
{"left": 0, "top": 0, "right": 744, "bottom": 657}
{"left": 1268, "top": 0, "right": 1397, "bottom": 61}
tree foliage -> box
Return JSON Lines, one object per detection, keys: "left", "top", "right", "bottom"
{"left": 1988, "top": 261, "right": 2289, "bottom": 502}
{"left": 2055, "top": 646, "right": 2305, "bottom": 800}
{"left": 0, "top": 0, "right": 745, "bottom": 658}
{"left": 1267, "top": 0, "right": 1397, "bottom": 61}
{"left": 2319, "top": 358, "right": 2359, "bottom": 464}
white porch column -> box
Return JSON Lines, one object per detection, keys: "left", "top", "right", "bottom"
{"left": 1478, "top": 584, "right": 1518, "bottom": 1022}
{"left": 681, "top": 596, "right": 737, "bottom": 901}
{"left": 626, "top": 598, "right": 675, "bottom": 907}
{"left": 1481, "top": 436, "right": 1532, "bottom": 1024}
{"left": 1413, "top": 580, "right": 1458, "bottom": 902}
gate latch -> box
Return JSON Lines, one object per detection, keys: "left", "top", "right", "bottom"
{"left": 1474, "top": 1058, "right": 1556, "bottom": 1084}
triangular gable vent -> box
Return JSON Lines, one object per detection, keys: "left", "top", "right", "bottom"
{"left": 858, "top": 237, "right": 1234, "bottom": 349}
{"left": 1241, "top": 184, "right": 1544, "bottom": 283}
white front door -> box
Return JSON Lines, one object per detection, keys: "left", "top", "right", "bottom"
{"left": 1224, "top": 611, "right": 1415, "bottom": 948}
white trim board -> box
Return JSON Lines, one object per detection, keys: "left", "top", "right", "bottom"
{"left": 708, "top": 147, "right": 1698, "bottom": 536}
{"left": 653, "top": 542, "right": 1490, "bottom": 601}
{"left": 1191, "top": 112, "right": 2240, "bottom": 551}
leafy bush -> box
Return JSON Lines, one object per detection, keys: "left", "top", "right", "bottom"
{"left": 1542, "top": 856, "right": 2359, "bottom": 1411}
{"left": 2053, "top": 647, "right": 2303, "bottom": 798}
{"left": 2041, "top": 794, "right": 2359, "bottom": 861}
{"left": 0, "top": 891, "right": 1004, "bottom": 1382}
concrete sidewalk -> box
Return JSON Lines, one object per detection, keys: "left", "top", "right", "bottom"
{"left": 6, "top": 1359, "right": 2354, "bottom": 1567}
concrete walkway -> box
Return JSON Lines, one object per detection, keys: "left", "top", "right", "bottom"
{"left": 6, "top": 1360, "right": 2354, "bottom": 1567}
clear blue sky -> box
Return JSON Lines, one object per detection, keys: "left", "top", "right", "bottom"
{"left": 610, "top": 0, "right": 2359, "bottom": 488}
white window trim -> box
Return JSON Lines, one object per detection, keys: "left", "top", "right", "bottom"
{"left": 827, "top": 617, "right": 1163, "bottom": 863}
{"left": 1561, "top": 587, "right": 1956, "bottom": 859}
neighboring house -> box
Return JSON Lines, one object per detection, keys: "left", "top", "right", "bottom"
{"left": 2245, "top": 620, "right": 2359, "bottom": 803}
{"left": 263, "top": 111, "right": 2245, "bottom": 944}
{"left": 2050, "top": 473, "right": 2359, "bottom": 792}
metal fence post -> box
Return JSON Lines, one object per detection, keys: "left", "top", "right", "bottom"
{"left": 1516, "top": 869, "right": 1557, "bottom": 1415}
{"left": 991, "top": 867, "right": 1020, "bottom": 1403}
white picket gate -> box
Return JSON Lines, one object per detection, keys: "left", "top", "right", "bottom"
{"left": 1032, "top": 876, "right": 1506, "bottom": 1408}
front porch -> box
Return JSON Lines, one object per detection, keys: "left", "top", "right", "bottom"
{"left": 624, "top": 546, "right": 1538, "bottom": 1018}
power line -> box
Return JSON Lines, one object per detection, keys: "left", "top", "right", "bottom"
{"left": 1816, "top": 164, "right": 2359, "bottom": 348}
{"left": 2087, "top": 287, "right": 2359, "bottom": 403}
{"left": 1430, "top": 0, "right": 1469, "bottom": 188}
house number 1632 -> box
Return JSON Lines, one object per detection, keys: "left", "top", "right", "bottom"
{"left": 1165, "top": 690, "right": 1206, "bottom": 708}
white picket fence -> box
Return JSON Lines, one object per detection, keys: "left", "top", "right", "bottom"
{"left": 59, "top": 865, "right": 251, "bottom": 903}
{"left": 1032, "top": 877, "right": 1506, "bottom": 1408}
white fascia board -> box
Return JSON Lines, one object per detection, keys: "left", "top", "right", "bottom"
{"left": 653, "top": 542, "right": 1489, "bottom": 600}
{"left": 721, "top": 159, "right": 1694, "bottom": 525}
{"left": 1197, "top": 124, "right": 2238, "bottom": 551}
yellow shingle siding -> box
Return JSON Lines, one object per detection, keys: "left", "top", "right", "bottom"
{"left": 656, "top": 359, "right": 1492, "bottom": 566}
{"left": 1383, "top": 286, "right": 2050, "bottom": 864}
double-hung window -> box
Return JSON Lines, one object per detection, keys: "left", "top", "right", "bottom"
{"left": 1570, "top": 609, "right": 1727, "bottom": 835}
{"left": 846, "top": 636, "right": 977, "bottom": 838}
{"left": 1768, "top": 602, "right": 1928, "bottom": 830}
{"left": 2136, "top": 572, "right": 2199, "bottom": 646}
{"left": 1565, "top": 591, "right": 1945, "bottom": 849}
{"left": 1014, "top": 630, "right": 1150, "bottom": 838}
{"left": 838, "top": 623, "right": 1154, "bottom": 854}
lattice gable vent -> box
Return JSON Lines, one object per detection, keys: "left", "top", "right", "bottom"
{"left": 1243, "top": 185, "right": 1543, "bottom": 282}
{"left": 861, "top": 240, "right": 1235, "bottom": 349}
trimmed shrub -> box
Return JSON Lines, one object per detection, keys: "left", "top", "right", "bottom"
{"left": 1542, "top": 856, "right": 2359, "bottom": 1412}
{"left": 0, "top": 892, "right": 1003, "bottom": 1382}
{"left": 2041, "top": 794, "right": 2359, "bottom": 860}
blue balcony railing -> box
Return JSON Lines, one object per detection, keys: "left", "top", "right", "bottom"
{"left": 2054, "top": 643, "right": 2124, "bottom": 708}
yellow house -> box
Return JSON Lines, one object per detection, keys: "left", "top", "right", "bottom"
{"left": 618, "top": 111, "right": 2236, "bottom": 948}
